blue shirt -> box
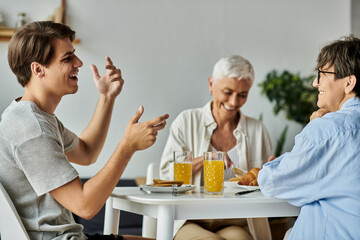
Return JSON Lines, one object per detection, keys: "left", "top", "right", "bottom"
{"left": 258, "top": 97, "right": 360, "bottom": 240}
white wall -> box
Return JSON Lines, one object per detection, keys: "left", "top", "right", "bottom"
{"left": 0, "top": 0, "right": 351, "bottom": 178}
{"left": 352, "top": 0, "right": 360, "bottom": 37}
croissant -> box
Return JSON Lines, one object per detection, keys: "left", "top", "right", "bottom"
{"left": 237, "top": 168, "right": 260, "bottom": 186}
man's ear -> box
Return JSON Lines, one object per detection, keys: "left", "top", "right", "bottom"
{"left": 30, "top": 62, "right": 45, "bottom": 78}
{"left": 345, "top": 75, "right": 357, "bottom": 94}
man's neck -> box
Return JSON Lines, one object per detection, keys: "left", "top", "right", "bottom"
{"left": 21, "top": 87, "right": 61, "bottom": 114}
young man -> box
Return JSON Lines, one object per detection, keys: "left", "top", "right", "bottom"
{"left": 0, "top": 21, "right": 168, "bottom": 239}
{"left": 258, "top": 36, "right": 360, "bottom": 239}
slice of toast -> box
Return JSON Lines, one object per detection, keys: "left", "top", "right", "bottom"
{"left": 152, "top": 179, "right": 184, "bottom": 187}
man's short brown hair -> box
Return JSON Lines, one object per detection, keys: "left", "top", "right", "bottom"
{"left": 8, "top": 21, "right": 75, "bottom": 87}
{"left": 315, "top": 35, "right": 360, "bottom": 96}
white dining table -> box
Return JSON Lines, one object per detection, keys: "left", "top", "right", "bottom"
{"left": 103, "top": 186, "right": 300, "bottom": 240}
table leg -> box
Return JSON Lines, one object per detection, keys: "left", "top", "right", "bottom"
{"left": 103, "top": 197, "right": 120, "bottom": 235}
{"left": 156, "top": 205, "right": 175, "bottom": 240}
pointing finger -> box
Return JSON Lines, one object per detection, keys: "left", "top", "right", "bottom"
{"left": 152, "top": 121, "right": 167, "bottom": 131}
{"left": 147, "top": 114, "right": 169, "bottom": 127}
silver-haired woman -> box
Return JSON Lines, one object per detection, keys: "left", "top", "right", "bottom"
{"left": 160, "top": 55, "right": 273, "bottom": 240}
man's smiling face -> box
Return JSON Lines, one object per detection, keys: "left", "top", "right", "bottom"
{"left": 42, "top": 38, "right": 83, "bottom": 98}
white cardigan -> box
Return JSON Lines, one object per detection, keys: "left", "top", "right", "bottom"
{"left": 159, "top": 101, "right": 273, "bottom": 239}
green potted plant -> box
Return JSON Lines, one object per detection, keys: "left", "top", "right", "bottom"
{"left": 259, "top": 70, "right": 318, "bottom": 155}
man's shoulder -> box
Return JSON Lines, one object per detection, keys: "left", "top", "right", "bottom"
{"left": 0, "top": 101, "right": 47, "bottom": 144}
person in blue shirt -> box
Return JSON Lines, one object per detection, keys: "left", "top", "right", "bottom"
{"left": 258, "top": 36, "right": 360, "bottom": 240}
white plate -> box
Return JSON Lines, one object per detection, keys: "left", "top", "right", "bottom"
{"left": 139, "top": 184, "right": 196, "bottom": 193}
{"left": 224, "top": 181, "right": 260, "bottom": 191}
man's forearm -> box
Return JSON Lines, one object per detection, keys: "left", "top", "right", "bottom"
{"left": 51, "top": 140, "right": 135, "bottom": 219}
{"left": 80, "top": 140, "right": 135, "bottom": 216}
{"left": 84, "top": 95, "right": 115, "bottom": 158}
{"left": 78, "top": 94, "right": 116, "bottom": 163}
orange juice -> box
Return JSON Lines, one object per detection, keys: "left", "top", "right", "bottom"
{"left": 204, "top": 160, "right": 224, "bottom": 194}
{"left": 174, "top": 162, "right": 192, "bottom": 184}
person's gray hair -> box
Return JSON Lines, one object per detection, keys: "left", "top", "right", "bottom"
{"left": 211, "top": 55, "right": 254, "bottom": 86}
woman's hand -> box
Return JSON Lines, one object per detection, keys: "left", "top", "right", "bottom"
{"left": 310, "top": 108, "right": 330, "bottom": 121}
{"left": 267, "top": 155, "right": 277, "bottom": 162}
{"left": 192, "top": 153, "right": 233, "bottom": 176}
{"left": 224, "top": 154, "right": 233, "bottom": 169}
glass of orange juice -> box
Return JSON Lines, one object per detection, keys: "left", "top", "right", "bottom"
{"left": 203, "top": 152, "right": 225, "bottom": 194}
{"left": 173, "top": 151, "right": 192, "bottom": 185}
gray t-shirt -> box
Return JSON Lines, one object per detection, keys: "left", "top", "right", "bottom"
{"left": 0, "top": 99, "right": 86, "bottom": 240}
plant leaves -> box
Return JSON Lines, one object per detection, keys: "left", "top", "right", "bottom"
{"left": 259, "top": 70, "right": 317, "bottom": 126}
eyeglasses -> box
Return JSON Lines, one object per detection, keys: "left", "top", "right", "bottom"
{"left": 317, "top": 69, "right": 336, "bottom": 84}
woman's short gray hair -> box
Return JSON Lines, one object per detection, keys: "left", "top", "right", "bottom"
{"left": 211, "top": 55, "right": 254, "bottom": 86}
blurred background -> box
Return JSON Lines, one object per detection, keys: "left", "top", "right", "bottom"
{"left": 0, "top": 0, "right": 358, "bottom": 179}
